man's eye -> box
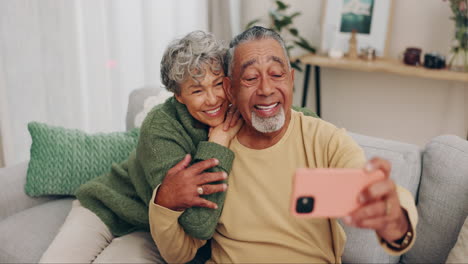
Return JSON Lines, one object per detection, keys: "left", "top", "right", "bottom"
{"left": 273, "top": 73, "right": 284, "bottom": 78}
{"left": 192, "top": 90, "right": 202, "bottom": 94}
{"left": 246, "top": 77, "right": 257, "bottom": 81}
{"left": 216, "top": 82, "right": 223, "bottom": 86}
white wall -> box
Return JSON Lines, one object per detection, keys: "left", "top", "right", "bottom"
{"left": 241, "top": 0, "right": 468, "bottom": 146}
{"left": 0, "top": 0, "right": 210, "bottom": 166}
{"left": 0, "top": 135, "right": 4, "bottom": 167}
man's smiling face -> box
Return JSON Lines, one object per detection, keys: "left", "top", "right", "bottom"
{"left": 225, "top": 38, "right": 295, "bottom": 135}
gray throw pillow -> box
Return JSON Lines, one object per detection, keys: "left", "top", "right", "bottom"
{"left": 401, "top": 135, "right": 468, "bottom": 263}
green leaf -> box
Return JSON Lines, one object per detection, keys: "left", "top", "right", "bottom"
{"left": 276, "top": 1, "right": 289, "bottom": 10}
{"left": 272, "top": 15, "right": 292, "bottom": 31}
{"left": 282, "top": 16, "right": 293, "bottom": 27}
{"left": 290, "top": 12, "right": 301, "bottom": 20}
{"left": 271, "top": 15, "right": 292, "bottom": 32}
{"left": 273, "top": 19, "right": 284, "bottom": 32}
{"left": 291, "top": 61, "right": 303, "bottom": 72}
{"left": 245, "top": 19, "right": 261, "bottom": 30}
{"left": 269, "top": 10, "right": 284, "bottom": 21}
{"left": 289, "top": 28, "right": 299, "bottom": 36}
{"left": 298, "top": 37, "right": 317, "bottom": 53}
{"left": 294, "top": 39, "right": 316, "bottom": 53}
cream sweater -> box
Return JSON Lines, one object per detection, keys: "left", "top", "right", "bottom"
{"left": 149, "top": 111, "right": 417, "bottom": 263}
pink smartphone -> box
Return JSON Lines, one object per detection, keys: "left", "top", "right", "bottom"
{"left": 291, "top": 168, "right": 385, "bottom": 218}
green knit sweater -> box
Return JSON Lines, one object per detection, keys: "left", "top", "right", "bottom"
{"left": 76, "top": 97, "right": 234, "bottom": 239}
{"left": 76, "top": 96, "right": 317, "bottom": 240}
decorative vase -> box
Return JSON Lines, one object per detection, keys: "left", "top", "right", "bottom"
{"left": 448, "top": 11, "right": 468, "bottom": 72}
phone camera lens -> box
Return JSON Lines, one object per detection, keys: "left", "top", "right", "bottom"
{"left": 296, "top": 196, "right": 314, "bottom": 213}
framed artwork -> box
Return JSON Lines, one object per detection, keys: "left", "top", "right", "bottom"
{"left": 320, "top": 0, "right": 393, "bottom": 57}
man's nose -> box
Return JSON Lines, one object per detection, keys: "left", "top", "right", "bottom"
{"left": 257, "top": 78, "right": 274, "bottom": 97}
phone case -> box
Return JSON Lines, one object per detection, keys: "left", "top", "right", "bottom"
{"left": 291, "top": 168, "right": 385, "bottom": 218}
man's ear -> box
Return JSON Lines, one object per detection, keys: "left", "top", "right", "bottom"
{"left": 223, "top": 77, "right": 235, "bottom": 104}
{"left": 290, "top": 68, "right": 295, "bottom": 82}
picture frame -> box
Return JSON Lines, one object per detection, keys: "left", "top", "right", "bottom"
{"left": 320, "top": 0, "right": 393, "bottom": 57}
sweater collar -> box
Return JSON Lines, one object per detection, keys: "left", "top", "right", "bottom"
{"left": 172, "top": 96, "right": 209, "bottom": 143}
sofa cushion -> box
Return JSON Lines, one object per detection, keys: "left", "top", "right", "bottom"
{"left": 25, "top": 122, "right": 139, "bottom": 196}
{"left": 0, "top": 161, "right": 56, "bottom": 221}
{"left": 342, "top": 133, "right": 421, "bottom": 264}
{"left": 445, "top": 216, "right": 468, "bottom": 263}
{"left": 401, "top": 135, "right": 468, "bottom": 263}
{"left": 126, "top": 86, "right": 172, "bottom": 131}
{"left": 0, "top": 198, "right": 73, "bottom": 263}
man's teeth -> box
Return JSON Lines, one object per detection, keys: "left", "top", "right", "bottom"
{"left": 205, "top": 106, "right": 221, "bottom": 114}
{"left": 255, "top": 103, "right": 279, "bottom": 110}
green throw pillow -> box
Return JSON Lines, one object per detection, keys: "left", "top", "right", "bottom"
{"left": 25, "top": 122, "right": 139, "bottom": 196}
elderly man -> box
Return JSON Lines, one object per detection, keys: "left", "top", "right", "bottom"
{"left": 149, "top": 26, "right": 417, "bottom": 263}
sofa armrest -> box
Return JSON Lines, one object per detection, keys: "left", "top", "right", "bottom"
{"left": 0, "top": 161, "right": 57, "bottom": 220}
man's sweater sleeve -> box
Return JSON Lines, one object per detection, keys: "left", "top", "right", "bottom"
{"left": 377, "top": 186, "right": 418, "bottom": 255}
{"left": 149, "top": 186, "right": 207, "bottom": 263}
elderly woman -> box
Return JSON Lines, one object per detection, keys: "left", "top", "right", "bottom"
{"left": 39, "top": 31, "right": 241, "bottom": 263}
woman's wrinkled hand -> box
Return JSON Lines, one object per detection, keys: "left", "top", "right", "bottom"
{"left": 209, "top": 104, "right": 243, "bottom": 147}
{"left": 154, "top": 154, "right": 228, "bottom": 211}
{"left": 223, "top": 104, "right": 241, "bottom": 131}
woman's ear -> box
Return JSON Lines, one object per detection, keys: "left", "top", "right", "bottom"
{"left": 174, "top": 93, "right": 184, "bottom": 104}
{"left": 223, "top": 77, "right": 235, "bottom": 105}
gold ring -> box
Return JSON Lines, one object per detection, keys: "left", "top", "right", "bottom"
{"left": 197, "top": 186, "right": 204, "bottom": 195}
{"left": 385, "top": 200, "right": 392, "bottom": 216}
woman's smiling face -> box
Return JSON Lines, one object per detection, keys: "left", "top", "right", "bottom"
{"left": 175, "top": 65, "right": 229, "bottom": 127}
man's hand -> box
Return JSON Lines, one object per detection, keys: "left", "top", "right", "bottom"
{"left": 155, "top": 154, "right": 228, "bottom": 211}
{"left": 343, "top": 157, "right": 410, "bottom": 243}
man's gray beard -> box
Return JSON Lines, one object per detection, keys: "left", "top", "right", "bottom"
{"left": 251, "top": 107, "right": 285, "bottom": 133}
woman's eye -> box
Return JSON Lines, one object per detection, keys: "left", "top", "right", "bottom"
{"left": 192, "top": 90, "right": 202, "bottom": 94}
{"left": 216, "top": 82, "right": 223, "bottom": 86}
{"left": 246, "top": 77, "right": 257, "bottom": 81}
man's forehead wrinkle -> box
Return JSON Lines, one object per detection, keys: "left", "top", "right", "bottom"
{"left": 269, "top": 56, "right": 286, "bottom": 67}
{"left": 241, "top": 58, "right": 257, "bottom": 72}
{"left": 239, "top": 56, "right": 285, "bottom": 73}
{"left": 234, "top": 40, "right": 287, "bottom": 76}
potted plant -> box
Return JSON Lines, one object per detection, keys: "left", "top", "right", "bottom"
{"left": 246, "top": 0, "right": 316, "bottom": 71}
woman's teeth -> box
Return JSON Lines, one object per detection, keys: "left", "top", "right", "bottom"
{"left": 205, "top": 106, "right": 221, "bottom": 114}
{"left": 255, "top": 103, "right": 279, "bottom": 110}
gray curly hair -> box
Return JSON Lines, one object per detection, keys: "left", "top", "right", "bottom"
{"left": 160, "top": 31, "right": 226, "bottom": 95}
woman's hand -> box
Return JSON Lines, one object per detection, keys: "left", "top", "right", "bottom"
{"left": 155, "top": 154, "right": 228, "bottom": 211}
{"left": 223, "top": 104, "right": 241, "bottom": 131}
{"left": 209, "top": 105, "right": 243, "bottom": 147}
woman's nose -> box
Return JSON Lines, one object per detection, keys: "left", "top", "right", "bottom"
{"left": 206, "top": 90, "right": 218, "bottom": 105}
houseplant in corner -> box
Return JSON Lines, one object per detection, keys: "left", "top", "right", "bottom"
{"left": 246, "top": 0, "right": 316, "bottom": 71}
{"left": 445, "top": 0, "right": 468, "bottom": 72}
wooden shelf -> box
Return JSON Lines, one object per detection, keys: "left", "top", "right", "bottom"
{"left": 297, "top": 54, "right": 468, "bottom": 83}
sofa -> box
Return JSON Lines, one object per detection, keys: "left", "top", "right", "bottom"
{"left": 1, "top": 87, "right": 467, "bottom": 263}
